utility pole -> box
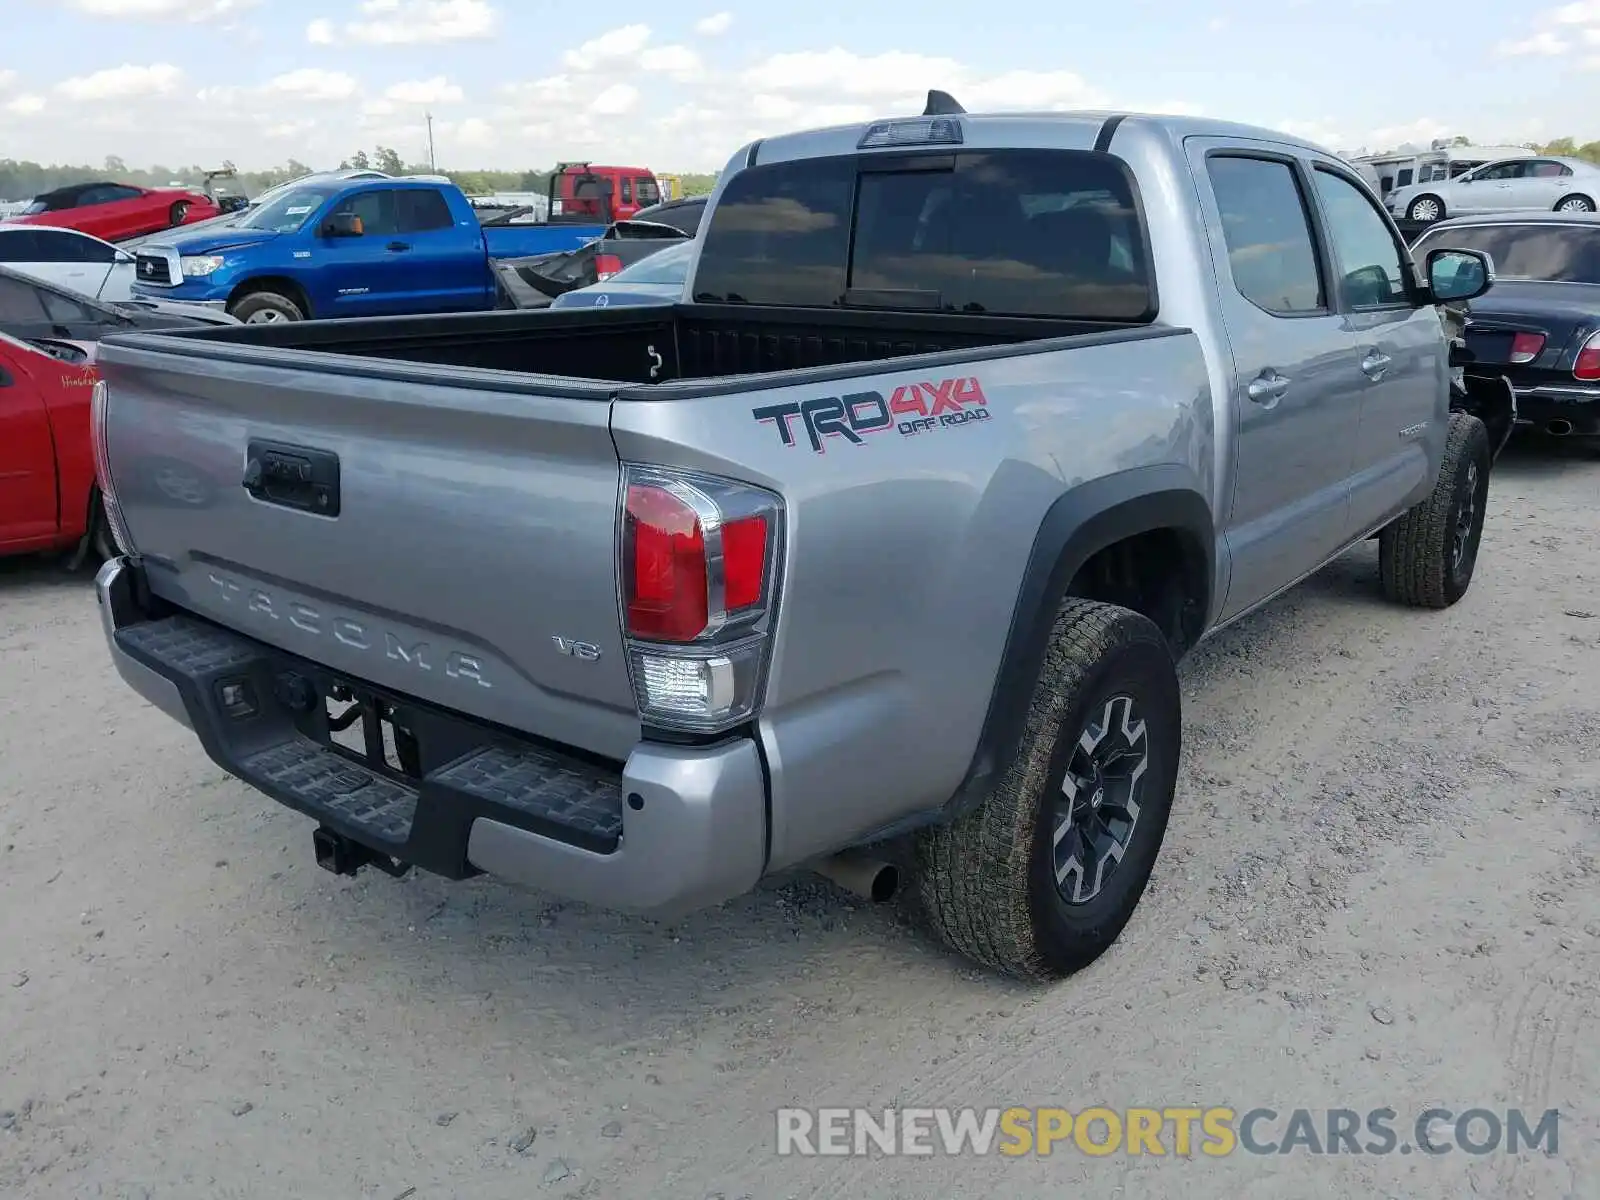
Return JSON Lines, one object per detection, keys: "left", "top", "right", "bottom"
{"left": 425, "top": 111, "right": 436, "bottom": 172}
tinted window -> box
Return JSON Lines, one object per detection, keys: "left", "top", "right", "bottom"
{"left": 1471, "top": 162, "right": 1523, "bottom": 182}
{"left": 1206, "top": 155, "right": 1324, "bottom": 313}
{"left": 620, "top": 177, "right": 633, "bottom": 204}
{"left": 397, "top": 189, "right": 453, "bottom": 233}
{"left": 35, "top": 229, "right": 116, "bottom": 263}
{"left": 0, "top": 229, "right": 42, "bottom": 261}
{"left": 103, "top": 185, "right": 143, "bottom": 202}
{"left": 332, "top": 189, "right": 399, "bottom": 236}
{"left": 1397, "top": 168, "right": 1414, "bottom": 187}
{"left": 636, "top": 176, "right": 660, "bottom": 206}
{"left": 694, "top": 150, "right": 1156, "bottom": 320}
{"left": 1311, "top": 167, "right": 1410, "bottom": 307}
{"left": 0, "top": 276, "right": 48, "bottom": 323}
{"left": 1528, "top": 160, "right": 1571, "bottom": 179}
{"left": 1413, "top": 223, "right": 1600, "bottom": 284}
{"left": 39, "top": 287, "right": 101, "bottom": 325}
{"left": 636, "top": 200, "right": 703, "bottom": 235}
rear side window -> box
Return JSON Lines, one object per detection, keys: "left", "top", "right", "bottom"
{"left": 636, "top": 176, "right": 660, "bottom": 206}
{"left": 0, "top": 229, "right": 41, "bottom": 260}
{"left": 692, "top": 150, "right": 1156, "bottom": 320}
{"left": 1396, "top": 168, "right": 1414, "bottom": 187}
{"left": 1206, "top": 155, "right": 1324, "bottom": 314}
{"left": 620, "top": 177, "right": 633, "bottom": 205}
{"left": 397, "top": 189, "right": 454, "bottom": 233}
{"left": 0, "top": 276, "right": 48, "bottom": 322}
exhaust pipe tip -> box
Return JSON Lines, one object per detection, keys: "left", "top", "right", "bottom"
{"left": 813, "top": 853, "right": 900, "bottom": 903}
{"left": 1547, "top": 418, "right": 1574, "bottom": 437}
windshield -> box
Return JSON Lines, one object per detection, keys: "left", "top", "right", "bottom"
{"left": 1414, "top": 223, "right": 1600, "bottom": 284}
{"left": 20, "top": 199, "right": 49, "bottom": 215}
{"left": 236, "top": 186, "right": 336, "bottom": 232}
{"left": 611, "top": 240, "right": 694, "bottom": 285}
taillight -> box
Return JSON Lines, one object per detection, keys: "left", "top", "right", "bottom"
{"left": 1509, "top": 332, "right": 1546, "bottom": 364}
{"left": 594, "top": 253, "right": 623, "bottom": 281}
{"left": 1576, "top": 330, "right": 1600, "bottom": 381}
{"left": 620, "top": 465, "right": 784, "bottom": 733}
{"left": 89, "top": 376, "right": 136, "bottom": 555}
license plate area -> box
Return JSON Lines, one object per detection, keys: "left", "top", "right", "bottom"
{"left": 321, "top": 682, "right": 424, "bottom": 782}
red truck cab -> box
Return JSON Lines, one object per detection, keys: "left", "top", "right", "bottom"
{"left": 554, "top": 163, "right": 661, "bottom": 222}
{"left": 0, "top": 334, "right": 106, "bottom": 561}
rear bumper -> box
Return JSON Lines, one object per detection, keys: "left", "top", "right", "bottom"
{"left": 1511, "top": 383, "right": 1600, "bottom": 436}
{"left": 95, "top": 557, "right": 767, "bottom": 917}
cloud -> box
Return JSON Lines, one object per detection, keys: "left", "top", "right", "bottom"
{"left": 65, "top": 0, "right": 258, "bottom": 20}
{"left": 56, "top": 63, "right": 183, "bottom": 101}
{"left": 311, "top": 0, "right": 498, "bottom": 45}
{"left": 384, "top": 76, "right": 465, "bottom": 104}
{"left": 563, "top": 24, "right": 651, "bottom": 70}
{"left": 5, "top": 93, "right": 46, "bottom": 116}
{"left": 639, "top": 45, "right": 702, "bottom": 75}
{"left": 1497, "top": 30, "right": 1568, "bottom": 55}
{"left": 264, "top": 68, "right": 360, "bottom": 101}
{"left": 695, "top": 11, "right": 732, "bottom": 35}
{"left": 592, "top": 83, "right": 640, "bottom": 116}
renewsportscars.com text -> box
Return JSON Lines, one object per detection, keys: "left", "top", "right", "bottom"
{"left": 775, "top": 1106, "right": 1561, "bottom": 1158}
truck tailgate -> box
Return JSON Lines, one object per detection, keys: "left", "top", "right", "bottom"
{"left": 98, "top": 342, "right": 640, "bottom": 761}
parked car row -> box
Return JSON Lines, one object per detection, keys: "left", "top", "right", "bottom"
{"left": 7, "top": 180, "right": 221, "bottom": 241}
{"left": 1385, "top": 154, "right": 1600, "bottom": 224}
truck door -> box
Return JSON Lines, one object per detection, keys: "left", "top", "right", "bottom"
{"left": 0, "top": 342, "right": 60, "bottom": 548}
{"left": 393, "top": 188, "right": 487, "bottom": 312}
{"left": 1303, "top": 161, "right": 1446, "bottom": 540}
{"left": 319, "top": 188, "right": 405, "bottom": 316}
{"left": 1187, "top": 139, "right": 1366, "bottom": 620}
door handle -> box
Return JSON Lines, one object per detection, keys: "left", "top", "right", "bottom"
{"left": 1361, "top": 350, "right": 1393, "bottom": 380}
{"left": 386, "top": 241, "right": 411, "bottom": 252}
{"left": 1246, "top": 371, "right": 1291, "bottom": 406}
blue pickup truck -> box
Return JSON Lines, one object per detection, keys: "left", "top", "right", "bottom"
{"left": 129, "top": 176, "right": 610, "bottom": 323}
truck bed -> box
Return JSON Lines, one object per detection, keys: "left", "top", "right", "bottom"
{"left": 103, "top": 302, "right": 1141, "bottom": 391}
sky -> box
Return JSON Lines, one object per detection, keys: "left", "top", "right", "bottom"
{"left": 1, "top": 0, "right": 1597, "bottom": 173}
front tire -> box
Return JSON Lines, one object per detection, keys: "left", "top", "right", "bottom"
{"left": 916, "top": 599, "right": 1182, "bottom": 980}
{"left": 1378, "top": 411, "right": 1491, "bottom": 609}
{"left": 228, "top": 290, "right": 305, "bottom": 324}
{"left": 1407, "top": 194, "right": 1445, "bottom": 223}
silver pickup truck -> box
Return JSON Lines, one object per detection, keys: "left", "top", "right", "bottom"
{"left": 90, "top": 98, "right": 1507, "bottom": 980}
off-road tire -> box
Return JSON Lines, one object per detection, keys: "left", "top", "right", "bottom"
{"left": 228, "top": 290, "right": 306, "bottom": 324}
{"left": 1379, "top": 410, "right": 1491, "bottom": 609}
{"left": 916, "top": 599, "right": 1182, "bottom": 980}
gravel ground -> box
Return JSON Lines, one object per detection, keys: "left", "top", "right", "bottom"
{"left": 2, "top": 439, "right": 1597, "bottom": 1200}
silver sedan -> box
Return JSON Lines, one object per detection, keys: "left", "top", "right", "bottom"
{"left": 1387, "top": 155, "right": 1600, "bottom": 224}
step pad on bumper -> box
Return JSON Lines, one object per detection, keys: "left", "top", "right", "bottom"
{"left": 244, "top": 740, "right": 418, "bottom": 844}
{"left": 436, "top": 745, "right": 623, "bottom": 848}
{"left": 113, "top": 613, "right": 626, "bottom": 871}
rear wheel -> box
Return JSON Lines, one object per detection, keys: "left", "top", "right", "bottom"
{"left": 916, "top": 599, "right": 1182, "bottom": 980}
{"left": 228, "top": 290, "right": 305, "bottom": 324}
{"left": 1407, "top": 194, "right": 1445, "bottom": 223}
{"left": 1556, "top": 194, "right": 1595, "bottom": 213}
{"left": 169, "top": 200, "right": 190, "bottom": 226}
{"left": 1379, "top": 411, "right": 1491, "bottom": 608}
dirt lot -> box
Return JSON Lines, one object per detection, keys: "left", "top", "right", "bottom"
{"left": 2, "top": 440, "right": 1597, "bottom": 1200}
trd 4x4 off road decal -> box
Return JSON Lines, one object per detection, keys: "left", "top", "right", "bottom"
{"left": 753, "top": 375, "right": 990, "bottom": 453}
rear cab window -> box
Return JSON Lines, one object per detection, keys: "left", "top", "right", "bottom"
{"left": 691, "top": 149, "right": 1157, "bottom": 321}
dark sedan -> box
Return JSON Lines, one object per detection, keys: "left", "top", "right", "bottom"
{"left": 1413, "top": 212, "right": 1600, "bottom": 442}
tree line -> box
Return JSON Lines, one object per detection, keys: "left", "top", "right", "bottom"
{"left": 0, "top": 146, "right": 718, "bottom": 202}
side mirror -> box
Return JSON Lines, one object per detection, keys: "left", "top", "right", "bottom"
{"left": 1428, "top": 247, "right": 1494, "bottom": 303}
{"left": 322, "top": 212, "right": 364, "bottom": 238}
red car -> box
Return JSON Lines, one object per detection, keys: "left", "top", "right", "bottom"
{"left": 0, "top": 332, "right": 113, "bottom": 562}
{"left": 8, "top": 181, "right": 220, "bottom": 243}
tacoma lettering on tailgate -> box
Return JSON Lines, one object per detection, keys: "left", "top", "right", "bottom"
{"left": 753, "top": 375, "right": 989, "bottom": 453}
{"left": 206, "top": 571, "right": 492, "bottom": 688}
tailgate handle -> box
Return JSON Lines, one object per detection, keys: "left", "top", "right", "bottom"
{"left": 242, "top": 440, "right": 341, "bottom": 517}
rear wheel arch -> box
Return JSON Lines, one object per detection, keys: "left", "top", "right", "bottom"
{"left": 940, "top": 466, "right": 1215, "bottom": 823}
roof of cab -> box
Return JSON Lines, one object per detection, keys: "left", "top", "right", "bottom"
{"left": 743, "top": 108, "right": 1338, "bottom": 169}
